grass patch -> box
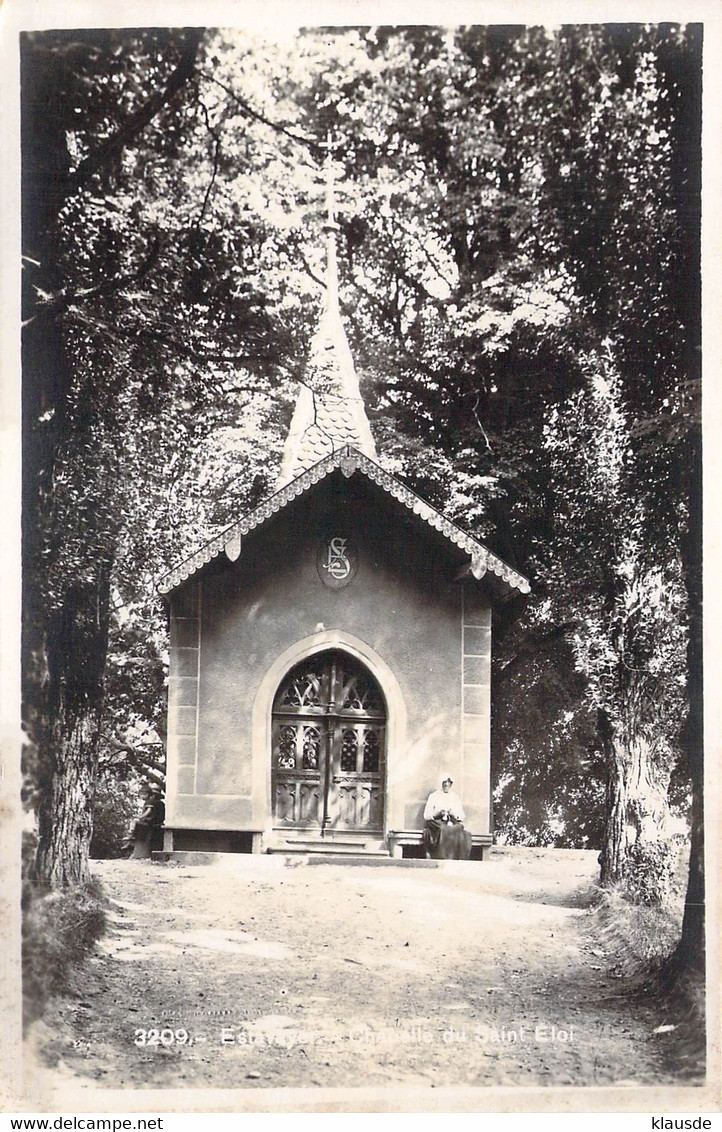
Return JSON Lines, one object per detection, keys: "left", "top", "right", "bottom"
{"left": 591, "top": 841, "right": 704, "bottom": 1081}
{"left": 594, "top": 836, "right": 689, "bottom": 978}
{"left": 22, "top": 838, "right": 108, "bottom": 1030}
{"left": 595, "top": 886, "right": 682, "bottom": 977}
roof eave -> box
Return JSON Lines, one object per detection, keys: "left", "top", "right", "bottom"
{"left": 157, "top": 446, "right": 531, "bottom": 599}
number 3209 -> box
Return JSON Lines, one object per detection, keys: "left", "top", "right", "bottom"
{"left": 134, "top": 1028, "right": 190, "bottom": 1046}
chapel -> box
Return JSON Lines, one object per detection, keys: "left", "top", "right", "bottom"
{"left": 157, "top": 168, "right": 529, "bottom": 859}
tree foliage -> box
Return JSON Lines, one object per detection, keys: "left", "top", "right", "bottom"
{"left": 21, "top": 28, "right": 289, "bottom": 883}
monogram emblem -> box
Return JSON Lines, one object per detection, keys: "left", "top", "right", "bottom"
{"left": 316, "top": 535, "right": 358, "bottom": 589}
{"left": 323, "top": 537, "right": 351, "bottom": 579}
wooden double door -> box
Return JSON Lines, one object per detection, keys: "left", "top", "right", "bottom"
{"left": 271, "top": 650, "right": 386, "bottom": 834}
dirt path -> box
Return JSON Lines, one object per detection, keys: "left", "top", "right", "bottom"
{"left": 28, "top": 848, "right": 681, "bottom": 1091}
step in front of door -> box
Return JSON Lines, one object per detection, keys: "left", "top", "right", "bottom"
{"left": 265, "top": 833, "right": 388, "bottom": 857}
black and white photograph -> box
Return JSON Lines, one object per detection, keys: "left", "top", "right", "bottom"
{"left": 2, "top": 1, "right": 720, "bottom": 1115}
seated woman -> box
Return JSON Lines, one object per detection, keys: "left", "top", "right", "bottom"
{"left": 423, "top": 774, "right": 472, "bottom": 860}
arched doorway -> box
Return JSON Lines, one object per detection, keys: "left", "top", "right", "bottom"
{"left": 271, "top": 649, "right": 386, "bottom": 835}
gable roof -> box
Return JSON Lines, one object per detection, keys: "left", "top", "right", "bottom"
{"left": 157, "top": 445, "right": 531, "bottom": 597}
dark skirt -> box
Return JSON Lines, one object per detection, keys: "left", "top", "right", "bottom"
{"left": 423, "top": 819, "right": 472, "bottom": 860}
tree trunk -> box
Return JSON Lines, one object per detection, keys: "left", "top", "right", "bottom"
{"left": 669, "top": 26, "right": 704, "bottom": 985}
{"left": 600, "top": 747, "right": 628, "bottom": 885}
{"left": 626, "top": 733, "right": 672, "bottom": 844}
{"left": 35, "top": 712, "right": 101, "bottom": 888}
{"left": 676, "top": 765, "right": 704, "bottom": 976}
{"left": 656, "top": 425, "right": 703, "bottom": 1011}
{"left": 34, "top": 563, "right": 112, "bottom": 888}
{"left": 672, "top": 425, "right": 704, "bottom": 977}
{"left": 600, "top": 724, "right": 671, "bottom": 888}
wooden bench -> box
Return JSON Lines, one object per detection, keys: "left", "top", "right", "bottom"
{"left": 387, "top": 829, "right": 493, "bottom": 860}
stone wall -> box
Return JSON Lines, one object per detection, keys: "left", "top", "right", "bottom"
{"left": 164, "top": 470, "right": 492, "bottom": 839}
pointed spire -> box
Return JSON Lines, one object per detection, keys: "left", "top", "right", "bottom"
{"left": 276, "top": 135, "right": 377, "bottom": 489}
{"left": 323, "top": 131, "right": 340, "bottom": 315}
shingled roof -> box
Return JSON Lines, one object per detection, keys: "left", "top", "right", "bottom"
{"left": 276, "top": 212, "right": 377, "bottom": 487}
